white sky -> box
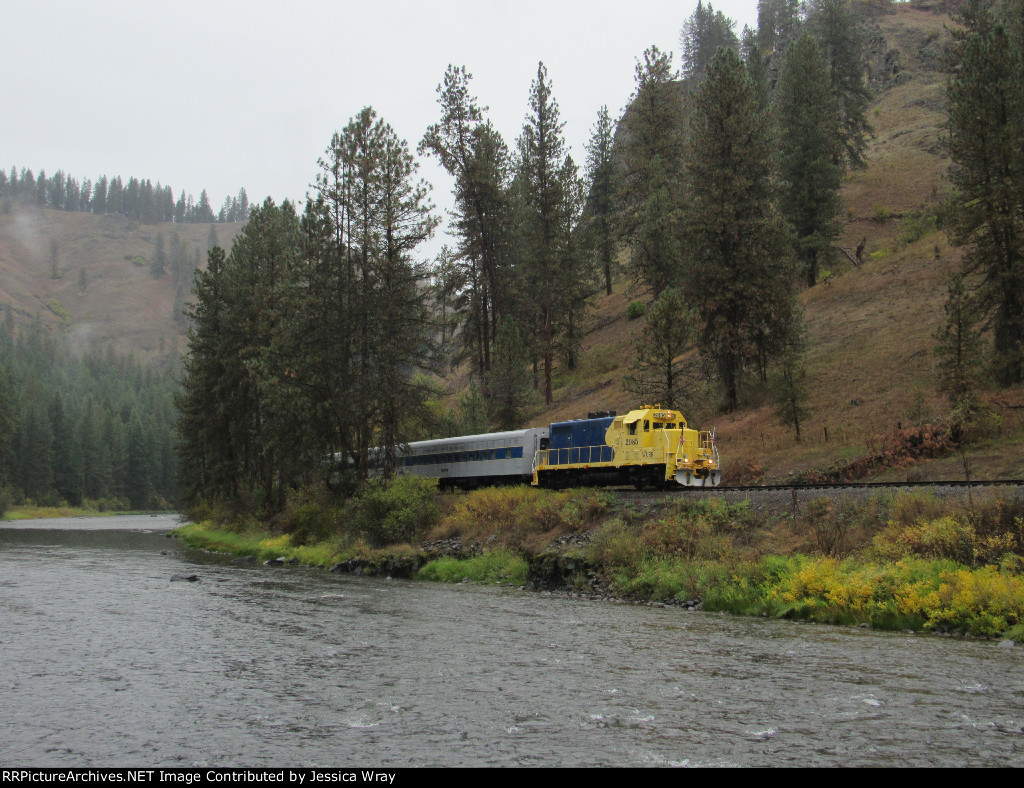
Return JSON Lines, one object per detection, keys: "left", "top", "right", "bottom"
{"left": 2, "top": 0, "right": 758, "bottom": 254}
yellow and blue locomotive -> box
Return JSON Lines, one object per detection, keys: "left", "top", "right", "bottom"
{"left": 532, "top": 405, "right": 721, "bottom": 489}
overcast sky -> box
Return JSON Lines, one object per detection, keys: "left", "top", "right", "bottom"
{"left": 3, "top": 0, "right": 758, "bottom": 252}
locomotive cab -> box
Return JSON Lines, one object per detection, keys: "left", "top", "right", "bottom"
{"left": 604, "top": 405, "right": 721, "bottom": 488}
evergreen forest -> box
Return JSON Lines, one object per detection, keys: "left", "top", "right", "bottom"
{"left": 0, "top": 313, "right": 178, "bottom": 510}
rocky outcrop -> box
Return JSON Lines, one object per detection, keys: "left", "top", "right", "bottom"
{"left": 526, "top": 554, "right": 596, "bottom": 592}
{"left": 329, "top": 555, "right": 427, "bottom": 579}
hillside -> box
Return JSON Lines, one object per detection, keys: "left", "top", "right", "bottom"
{"left": 1, "top": 3, "right": 1021, "bottom": 486}
{"left": 512, "top": 4, "right": 1024, "bottom": 483}
{"left": 0, "top": 206, "right": 243, "bottom": 363}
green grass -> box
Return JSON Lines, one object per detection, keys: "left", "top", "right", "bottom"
{"left": 5, "top": 503, "right": 146, "bottom": 519}
{"left": 174, "top": 523, "right": 343, "bottom": 567}
{"left": 416, "top": 550, "right": 528, "bottom": 585}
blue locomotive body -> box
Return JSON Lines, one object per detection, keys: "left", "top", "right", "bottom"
{"left": 545, "top": 417, "right": 616, "bottom": 466}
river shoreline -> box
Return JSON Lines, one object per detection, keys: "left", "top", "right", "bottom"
{"left": 173, "top": 481, "right": 1024, "bottom": 643}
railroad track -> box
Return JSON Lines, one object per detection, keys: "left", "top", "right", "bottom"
{"left": 711, "top": 479, "right": 1024, "bottom": 494}
{"left": 609, "top": 479, "right": 1024, "bottom": 506}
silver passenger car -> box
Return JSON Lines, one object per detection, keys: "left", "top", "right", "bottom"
{"left": 395, "top": 428, "right": 549, "bottom": 490}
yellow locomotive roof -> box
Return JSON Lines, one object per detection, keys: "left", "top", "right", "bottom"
{"left": 622, "top": 406, "right": 686, "bottom": 425}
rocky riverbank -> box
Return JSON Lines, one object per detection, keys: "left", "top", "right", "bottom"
{"left": 175, "top": 484, "right": 1024, "bottom": 640}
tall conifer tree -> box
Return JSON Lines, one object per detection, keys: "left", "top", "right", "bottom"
{"left": 681, "top": 48, "right": 797, "bottom": 411}
{"left": 946, "top": 0, "right": 1024, "bottom": 385}
{"left": 617, "top": 46, "right": 686, "bottom": 298}
{"left": 517, "top": 62, "right": 571, "bottom": 406}
{"left": 584, "top": 106, "right": 618, "bottom": 296}
{"left": 775, "top": 33, "right": 843, "bottom": 287}
{"left": 806, "top": 0, "right": 872, "bottom": 170}
{"left": 420, "top": 67, "right": 511, "bottom": 381}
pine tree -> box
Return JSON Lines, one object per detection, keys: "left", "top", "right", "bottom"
{"left": 946, "top": 0, "right": 1024, "bottom": 385}
{"left": 107, "top": 176, "right": 123, "bottom": 215}
{"left": 742, "top": 27, "right": 771, "bottom": 111}
{"left": 196, "top": 189, "right": 215, "bottom": 223}
{"left": 372, "top": 110, "right": 440, "bottom": 476}
{"left": 516, "top": 62, "right": 573, "bottom": 405}
{"left": 126, "top": 413, "right": 153, "bottom": 509}
{"left": 775, "top": 33, "right": 844, "bottom": 287}
{"left": 50, "top": 390, "right": 84, "bottom": 505}
{"left": 65, "top": 176, "right": 81, "bottom": 212}
{"left": 806, "top": 0, "right": 872, "bottom": 170}
{"left": 681, "top": 1, "right": 741, "bottom": 81}
{"left": 152, "top": 233, "right": 167, "bottom": 279}
{"left": 935, "top": 270, "right": 984, "bottom": 407}
{"left": 617, "top": 46, "right": 686, "bottom": 298}
{"left": 0, "top": 363, "right": 16, "bottom": 489}
{"left": 431, "top": 245, "right": 462, "bottom": 371}
{"left": 770, "top": 318, "right": 809, "bottom": 440}
{"left": 487, "top": 317, "right": 533, "bottom": 430}
{"left": 36, "top": 170, "right": 48, "bottom": 207}
{"left": 49, "top": 241, "right": 60, "bottom": 280}
{"left": 420, "top": 66, "right": 512, "bottom": 381}
{"left": 584, "top": 106, "right": 618, "bottom": 296}
{"left": 176, "top": 246, "right": 236, "bottom": 506}
{"left": 623, "top": 287, "right": 697, "bottom": 410}
{"left": 681, "top": 48, "right": 797, "bottom": 412}
{"left": 17, "top": 380, "right": 54, "bottom": 500}
{"left": 49, "top": 170, "right": 66, "bottom": 209}
{"left": 757, "top": 0, "right": 803, "bottom": 55}
{"left": 298, "top": 108, "right": 438, "bottom": 481}
{"left": 229, "top": 200, "right": 305, "bottom": 507}
{"left": 124, "top": 177, "right": 140, "bottom": 219}
{"left": 555, "top": 154, "right": 591, "bottom": 370}
{"left": 91, "top": 176, "right": 108, "bottom": 214}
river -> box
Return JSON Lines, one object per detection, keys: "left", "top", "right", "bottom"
{"left": 1, "top": 515, "right": 1022, "bottom": 767}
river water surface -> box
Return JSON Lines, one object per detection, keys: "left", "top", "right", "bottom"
{"left": 1, "top": 514, "right": 1022, "bottom": 767}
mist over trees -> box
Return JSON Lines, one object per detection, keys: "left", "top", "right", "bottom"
{"left": 0, "top": 314, "right": 178, "bottom": 509}
{"left": 0, "top": 166, "right": 250, "bottom": 225}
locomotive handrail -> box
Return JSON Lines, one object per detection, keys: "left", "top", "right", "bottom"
{"left": 698, "top": 430, "right": 719, "bottom": 466}
{"left": 536, "top": 444, "right": 612, "bottom": 466}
